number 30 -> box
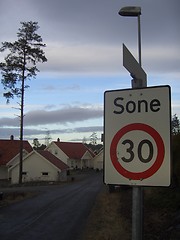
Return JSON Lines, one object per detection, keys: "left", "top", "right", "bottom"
{"left": 121, "top": 139, "right": 153, "bottom": 163}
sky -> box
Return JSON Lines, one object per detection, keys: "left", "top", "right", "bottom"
{"left": 0, "top": 0, "right": 179, "bottom": 144}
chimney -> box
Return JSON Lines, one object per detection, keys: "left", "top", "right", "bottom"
{"left": 10, "top": 135, "right": 14, "bottom": 140}
{"left": 57, "top": 138, "right": 60, "bottom": 142}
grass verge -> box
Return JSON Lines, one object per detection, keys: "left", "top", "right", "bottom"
{"left": 0, "top": 191, "right": 37, "bottom": 207}
{"left": 82, "top": 186, "right": 180, "bottom": 240}
{"left": 82, "top": 186, "right": 132, "bottom": 240}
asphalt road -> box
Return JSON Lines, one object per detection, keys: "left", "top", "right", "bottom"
{"left": 0, "top": 171, "right": 103, "bottom": 240}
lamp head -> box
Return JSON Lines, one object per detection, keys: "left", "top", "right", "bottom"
{"left": 119, "top": 6, "right": 141, "bottom": 17}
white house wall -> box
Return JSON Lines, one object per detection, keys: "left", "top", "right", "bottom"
{"left": 9, "top": 153, "right": 60, "bottom": 184}
{"left": 93, "top": 151, "right": 103, "bottom": 170}
{"left": 0, "top": 150, "right": 29, "bottom": 181}
{"left": 82, "top": 151, "right": 93, "bottom": 160}
{"left": 46, "top": 143, "right": 68, "bottom": 164}
{"left": 46, "top": 143, "right": 95, "bottom": 169}
{"left": 0, "top": 166, "right": 8, "bottom": 180}
{"left": 67, "top": 159, "right": 80, "bottom": 169}
{"left": 7, "top": 150, "right": 28, "bottom": 168}
{"left": 82, "top": 151, "right": 94, "bottom": 168}
{"left": 10, "top": 166, "right": 20, "bottom": 183}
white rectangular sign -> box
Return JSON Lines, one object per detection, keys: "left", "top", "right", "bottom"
{"left": 104, "top": 86, "right": 171, "bottom": 186}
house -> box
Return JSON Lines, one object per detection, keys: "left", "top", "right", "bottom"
{"left": 9, "top": 150, "right": 69, "bottom": 184}
{"left": 46, "top": 140, "right": 95, "bottom": 169}
{"left": 93, "top": 148, "right": 103, "bottom": 170}
{"left": 0, "top": 136, "right": 32, "bottom": 180}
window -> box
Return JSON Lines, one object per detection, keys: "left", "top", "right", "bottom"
{"left": 22, "top": 172, "right": 27, "bottom": 175}
{"left": 42, "top": 172, "right": 49, "bottom": 176}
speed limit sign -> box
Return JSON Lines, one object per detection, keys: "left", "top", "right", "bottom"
{"left": 104, "top": 85, "right": 171, "bottom": 186}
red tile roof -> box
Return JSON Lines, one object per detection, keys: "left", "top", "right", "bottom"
{"left": 54, "top": 141, "right": 95, "bottom": 159}
{"left": 37, "top": 150, "right": 69, "bottom": 170}
{"left": 0, "top": 139, "right": 33, "bottom": 165}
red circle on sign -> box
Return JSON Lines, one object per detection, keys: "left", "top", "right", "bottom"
{"left": 110, "top": 123, "right": 165, "bottom": 180}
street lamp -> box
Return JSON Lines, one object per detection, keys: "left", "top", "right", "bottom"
{"left": 119, "top": 6, "right": 141, "bottom": 16}
{"left": 119, "top": 6, "right": 142, "bottom": 67}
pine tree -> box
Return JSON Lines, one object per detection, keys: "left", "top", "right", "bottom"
{"left": 0, "top": 21, "right": 47, "bottom": 184}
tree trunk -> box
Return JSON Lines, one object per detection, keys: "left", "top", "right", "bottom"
{"left": 19, "top": 62, "right": 25, "bottom": 184}
{"left": 19, "top": 77, "right": 24, "bottom": 184}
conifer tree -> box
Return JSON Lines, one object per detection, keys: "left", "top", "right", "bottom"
{"left": 0, "top": 21, "right": 47, "bottom": 183}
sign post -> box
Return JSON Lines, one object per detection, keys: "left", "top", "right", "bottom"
{"left": 124, "top": 43, "right": 146, "bottom": 240}
{"left": 104, "top": 45, "right": 171, "bottom": 240}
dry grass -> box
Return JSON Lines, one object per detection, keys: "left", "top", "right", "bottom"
{"left": 143, "top": 187, "right": 180, "bottom": 239}
{"left": 82, "top": 186, "right": 180, "bottom": 240}
{"left": 82, "top": 186, "right": 132, "bottom": 240}
{"left": 0, "top": 191, "right": 37, "bottom": 207}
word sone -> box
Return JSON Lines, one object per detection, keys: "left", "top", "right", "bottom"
{"left": 114, "top": 97, "right": 161, "bottom": 114}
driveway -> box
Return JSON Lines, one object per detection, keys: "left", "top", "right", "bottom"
{"left": 0, "top": 171, "right": 103, "bottom": 240}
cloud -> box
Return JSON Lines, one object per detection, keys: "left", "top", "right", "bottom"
{"left": 46, "top": 126, "right": 103, "bottom": 135}
{"left": 41, "top": 83, "right": 81, "bottom": 92}
{"left": 40, "top": 40, "right": 180, "bottom": 76}
{"left": 0, "top": 105, "right": 103, "bottom": 127}
{"left": 143, "top": 45, "right": 180, "bottom": 74}
{"left": 0, "top": 103, "right": 104, "bottom": 141}
{"left": 43, "top": 42, "right": 121, "bottom": 74}
{"left": 0, "top": 0, "right": 179, "bottom": 76}
{"left": 0, "top": 125, "right": 103, "bottom": 141}
{"left": 74, "top": 126, "right": 103, "bottom": 133}
{"left": 0, "top": 127, "right": 45, "bottom": 140}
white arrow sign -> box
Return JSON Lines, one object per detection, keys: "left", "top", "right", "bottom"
{"left": 123, "top": 44, "right": 147, "bottom": 87}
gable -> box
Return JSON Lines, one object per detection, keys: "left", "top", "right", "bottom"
{"left": 46, "top": 142, "right": 68, "bottom": 160}
{"left": 93, "top": 149, "right": 103, "bottom": 161}
{"left": 9, "top": 151, "right": 58, "bottom": 178}
{"left": 6, "top": 149, "right": 29, "bottom": 167}
{"left": 54, "top": 141, "right": 95, "bottom": 159}
{"left": 82, "top": 150, "right": 94, "bottom": 160}
{"left": 9, "top": 150, "right": 69, "bottom": 172}
{"left": 37, "top": 151, "right": 69, "bottom": 170}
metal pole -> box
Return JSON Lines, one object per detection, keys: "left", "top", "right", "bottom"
{"left": 132, "top": 187, "right": 142, "bottom": 240}
{"left": 138, "top": 15, "right": 142, "bottom": 67}
{"left": 132, "top": 14, "right": 146, "bottom": 240}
